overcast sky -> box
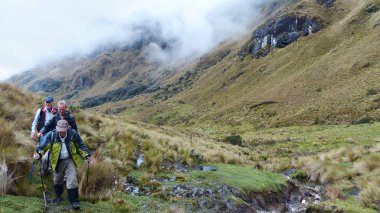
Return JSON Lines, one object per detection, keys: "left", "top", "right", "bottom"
{"left": 0, "top": 0, "right": 266, "bottom": 80}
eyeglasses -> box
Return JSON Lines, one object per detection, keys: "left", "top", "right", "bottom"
{"left": 45, "top": 101, "right": 52, "bottom": 104}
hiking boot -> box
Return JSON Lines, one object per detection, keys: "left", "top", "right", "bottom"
{"left": 51, "top": 196, "right": 63, "bottom": 204}
{"left": 41, "top": 169, "right": 50, "bottom": 177}
{"left": 71, "top": 202, "right": 80, "bottom": 210}
{"left": 51, "top": 184, "right": 63, "bottom": 204}
{"left": 68, "top": 187, "right": 80, "bottom": 210}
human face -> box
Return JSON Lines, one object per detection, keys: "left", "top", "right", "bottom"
{"left": 58, "top": 105, "right": 66, "bottom": 116}
{"left": 45, "top": 101, "right": 53, "bottom": 110}
{"left": 58, "top": 131, "right": 67, "bottom": 138}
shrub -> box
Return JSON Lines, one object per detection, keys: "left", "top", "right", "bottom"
{"left": 367, "top": 88, "right": 378, "bottom": 96}
{"left": 224, "top": 133, "right": 243, "bottom": 146}
{"left": 69, "top": 105, "right": 81, "bottom": 113}
{"left": 314, "top": 117, "right": 326, "bottom": 125}
{"left": 353, "top": 116, "right": 372, "bottom": 124}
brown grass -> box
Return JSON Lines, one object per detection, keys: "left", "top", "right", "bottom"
{"left": 0, "top": 160, "right": 13, "bottom": 195}
{"left": 359, "top": 182, "right": 380, "bottom": 209}
{"left": 78, "top": 157, "right": 115, "bottom": 199}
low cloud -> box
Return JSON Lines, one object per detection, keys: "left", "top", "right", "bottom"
{"left": 0, "top": 0, "right": 267, "bottom": 80}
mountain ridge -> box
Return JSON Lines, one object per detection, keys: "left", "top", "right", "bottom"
{"left": 8, "top": 0, "right": 380, "bottom": 132}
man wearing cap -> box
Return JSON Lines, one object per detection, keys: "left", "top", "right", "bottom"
{"left": 30, "top": 96, "right": 58, "bottom": 175}
{"left": 33, "top": 120, "right": 90, "bottom": 210}
{"left": 38, "top": 100, "right": 78, "bottom": 137}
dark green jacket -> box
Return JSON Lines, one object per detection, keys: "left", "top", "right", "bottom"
{"left": 40, "top": 111, "right": 78, "bottom": 135}
{"left": 37, "top": 129, "right": 89, "bottom": 171}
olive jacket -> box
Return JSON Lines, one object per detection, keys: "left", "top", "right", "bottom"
{"left": 37, "top": 129, "right": 89, "bottom": 171}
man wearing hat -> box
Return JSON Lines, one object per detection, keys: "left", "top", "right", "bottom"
{"left": 33, "top": 120, "right": 91, "bottom": 210}
{"left": 30, "top": 95, "right": 58, "bottom": 175}
{"left": 38, "top": 100, "right": 78, "bottom": 136}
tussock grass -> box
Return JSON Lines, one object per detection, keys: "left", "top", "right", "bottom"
{"left": 0, "top": 161, "right": 13, "bottom": 195}
{"left": 359, "top": 182, "right": 380, "bottom": 209}
{"left": 353, "top": 153, "right": 380, "bottom": 174}
{"left": 78, "top": 157, "right": 115, "bottom": 200}
{"left": 296, "top": 142, "right": 380, "bottom": 209}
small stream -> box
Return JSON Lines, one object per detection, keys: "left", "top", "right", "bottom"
{"left": 124, "top": 158, "right": 324, "bottom": 212}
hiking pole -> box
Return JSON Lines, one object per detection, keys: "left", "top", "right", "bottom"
{"left": 28, "top": 137, "right": 40, "bottom": 183}
{"left": 28, "top": 158, "right": 36, "bottom": 183}
{"left": 38, "top": 158, "right": 48, "bottom": 209}
{"left": 86, "top": 160, "right": 89, "bottom": 196}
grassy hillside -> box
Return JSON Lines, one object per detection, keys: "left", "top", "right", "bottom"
{"left": 108, "top": 0, "right": 380, "bottom": 133}
{"left": 0, "top": 83, "right": 293, "bottom": 212}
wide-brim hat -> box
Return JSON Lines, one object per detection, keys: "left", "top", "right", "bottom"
{"left": 56, "top": 120, "right": 69, "bottom": 132}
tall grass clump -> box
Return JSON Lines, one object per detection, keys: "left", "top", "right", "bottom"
{"left": 0, "top": 160, "right": 13, "bottom": 195}
{"left": 78, "top": 157, "right": 115, "bottom": 200}
{"left": 359, "top": 182, "right": 380, "bottom": 209}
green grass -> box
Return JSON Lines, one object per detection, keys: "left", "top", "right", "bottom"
{"left": 189, "top": 164, "right": 287, "bottom": 193}
{"left": 240, "top": 123, "right": 380, "bottom": 158}
{"left": 0, "top": 195, "right": 44, "bottom": 213}
{"left": 0, "top": 194, "right": 118, "bottom": 213}
{"left": 315, "top": 198, "right": 378, "bottom": 213}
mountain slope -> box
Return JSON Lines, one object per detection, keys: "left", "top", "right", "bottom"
{"left": 7, "top": 0, "right": 380, "bottom": 132}
{"left": 112, "top": 0, "right": 380, "bottom": 132}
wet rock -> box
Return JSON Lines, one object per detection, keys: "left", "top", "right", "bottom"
{"left": 367, "top": 4, "right": 380, "bottom": 13}
{"left": 161, "top": 159, "right": 173, "bottom": 170}
{"left": 348, "top": 187, "right": 361, "bottom": 197}
{"left": 248, "top": 15, "right": 324, "bottom": 58}
{"left": 193, "top": 165, "right": 217, "bottom": 171}
{"left": 124, "top": 176, "right": 140, "bottom": 196}
{"left": 174, "top": 161, "right": 188, "bottom": 172}
{"left": 316, "top": 0, "right": 334, "bottom": 7}
{"left": 281, "top": 168, "right": 298, "bottom": 177}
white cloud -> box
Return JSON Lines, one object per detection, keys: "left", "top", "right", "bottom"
{"left": 0, "top": 0, "right": 266, "bottom": 80}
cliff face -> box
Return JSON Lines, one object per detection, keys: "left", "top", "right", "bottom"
{"left": 249, "top": 15, "right": 324, "bottom": 58}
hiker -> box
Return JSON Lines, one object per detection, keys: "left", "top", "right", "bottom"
{"left": 33, "top": 120, "right": 91, "bottom": 210}
{"left": 30, "top": 95, "right": 58, "bottom": 175}
{"left": 38, "top": 100, "right": 78, "bottom": 137}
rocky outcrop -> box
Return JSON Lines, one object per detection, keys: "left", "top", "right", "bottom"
{"left": 367, "top": 3, "right": 380, "bottom": 13}
{"left": 28, "top": 78, "right": 62, "bottom": 92}
{"left": 80, "top": 83, "right": 148, "bottom": 108}
{"left": 71, "top": 74, "right": 95, "bottom": 90}
{"left": 316, "top": 0, "right": 334, "bottom": 8}
{"left": 248, "top": 15, "right": 324, "bottom": 58}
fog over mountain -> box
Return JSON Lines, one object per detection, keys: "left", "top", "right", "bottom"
{"left": 0, "top": 0, "right": 268, "bottom": 80}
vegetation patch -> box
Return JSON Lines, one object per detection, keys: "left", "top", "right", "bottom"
{"left": 190, "top": 164, "right": 286, "bottom": 193}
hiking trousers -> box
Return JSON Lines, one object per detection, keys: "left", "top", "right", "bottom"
{"left": 53, "top": 158, "right": 78, "bottom": 189}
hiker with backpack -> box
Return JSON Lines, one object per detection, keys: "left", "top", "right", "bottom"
{"left": 38, "top": 100, "right": 78, "bottom": 137}
{"left": 33, "top": 119, "right": 91, "bottom": 210}
{"left": 30, "top": 96, "right": 58, "bottom": 175}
